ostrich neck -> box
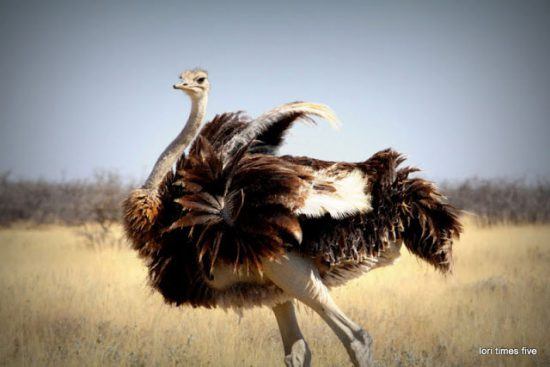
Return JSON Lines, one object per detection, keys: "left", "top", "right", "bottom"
{"left": 143, "top": 95, "right": 208, "bottom": 190}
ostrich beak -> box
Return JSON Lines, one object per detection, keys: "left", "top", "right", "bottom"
{"left": 173, "top": 82, "right": 189, "bottom": 90}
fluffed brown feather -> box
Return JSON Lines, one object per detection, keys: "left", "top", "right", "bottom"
{"left": 163, "top": 136, "right": 312, "bottom": 276}
{"left": 122, "top": 188, "right": 161, "bottom": 250}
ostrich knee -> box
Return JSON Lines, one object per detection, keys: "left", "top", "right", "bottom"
{"left": 348, "top": 330, "right": 373, "bottom": 367}
{"left": 284, "top": 339, "right": 311, "bottom": 367}
{"left": 273, "top": 301, "right": 311, "bottom": 367}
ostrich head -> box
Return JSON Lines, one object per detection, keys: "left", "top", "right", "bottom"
{"left": 173, "top": 68, "right": 210, "bottom": 99}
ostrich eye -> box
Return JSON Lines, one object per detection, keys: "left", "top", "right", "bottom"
{"left": 196, "top": 77, "right": 206, "bottom": 84}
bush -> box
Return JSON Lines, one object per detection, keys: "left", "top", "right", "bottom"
{"left": 441, "top": 178, "right": 550, "bottom": 225}
{"left": 0, "top": 171, "right": 130, "bottom": 226}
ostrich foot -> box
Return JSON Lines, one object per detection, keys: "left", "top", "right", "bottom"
{"left": 348, "top": 329, "right": 373, "bottom": 367}
{"left": 284, "top": 339, "right": 311, "bottom": 367}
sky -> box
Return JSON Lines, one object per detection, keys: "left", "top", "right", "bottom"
{"left": 1, "top": 0, "right": 549, "bottom": 182}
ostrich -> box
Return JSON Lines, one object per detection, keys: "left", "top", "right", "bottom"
{"left": 123, "top": 69, "right": 462, "bottom": 367}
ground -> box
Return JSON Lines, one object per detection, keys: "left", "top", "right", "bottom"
{"left": 0, "top": 220, "right": 548, "bottom": 366}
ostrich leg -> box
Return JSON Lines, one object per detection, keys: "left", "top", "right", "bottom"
{"left": 272, "top": 300, "right": 311, "bottom": 367}
{"left": 263, "top": 252, "right": 373, "bottom": 367}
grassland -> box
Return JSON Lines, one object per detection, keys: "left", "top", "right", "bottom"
{"left": 0, "top": 220, "right": 548, "bottom": 366}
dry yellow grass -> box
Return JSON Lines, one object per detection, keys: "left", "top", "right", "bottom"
{"left": 0, "top": 220, "right": 548, "bottom": 366}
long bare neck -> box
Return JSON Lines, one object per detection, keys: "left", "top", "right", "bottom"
{"left": 143, "top": 95, "right": 208, "bottom": 190}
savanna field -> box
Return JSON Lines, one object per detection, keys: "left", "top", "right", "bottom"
{"left": 0, "top": 219, "right": 548, "bottom": 367}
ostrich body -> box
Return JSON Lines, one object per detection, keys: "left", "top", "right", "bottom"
{"left": 123, "top": 69, "right": 462, "bottom": 367}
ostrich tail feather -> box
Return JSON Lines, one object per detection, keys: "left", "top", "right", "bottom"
{"left": 364, "top": 149, "right": 462, "bottom": 273}
{"left": 398, "top": 176, "right": 463, "bottom": 272}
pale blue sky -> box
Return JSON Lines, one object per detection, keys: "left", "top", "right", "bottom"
{"left": 1, "top": 0, "right": 549, "bottom": 181}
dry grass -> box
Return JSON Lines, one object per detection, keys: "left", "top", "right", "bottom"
{"left": 0, "top": 220, "right": 548, "bottom": 366}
